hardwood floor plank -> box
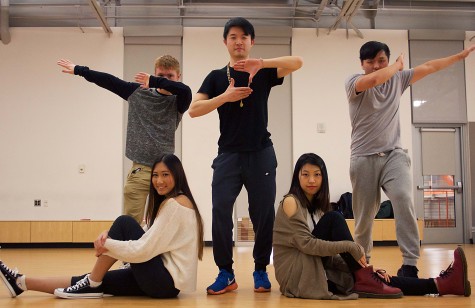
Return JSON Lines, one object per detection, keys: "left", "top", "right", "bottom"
{"left": 0, "top": 244, "right": 473, "bottom": 306}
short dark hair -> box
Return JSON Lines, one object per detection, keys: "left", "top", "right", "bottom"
{"left": 223, "top": 17, "right": 255, "bottom": 40}
{"left": 359, "top": 41, "right": 391, "bottom": 62}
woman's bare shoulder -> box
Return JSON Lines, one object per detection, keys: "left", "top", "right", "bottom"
{"left": 282, "top": 195, "right": 298, "bottom": 218}
{"left": 174, "top": 195, "right": 194, "bottom": 209}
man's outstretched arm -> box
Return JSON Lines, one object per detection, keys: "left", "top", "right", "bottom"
{"left": 411, "top": 45, "right": 475, "bottom": 84}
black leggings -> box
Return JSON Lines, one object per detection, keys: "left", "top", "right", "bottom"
{"left": 312, "top": 211, "right": 437, "bottom": 295}
{"left": 72, "top": 215, "right": 180, "bottom": 298}
{"left": 311, "top": 211, "right": 362, "bottom": 272}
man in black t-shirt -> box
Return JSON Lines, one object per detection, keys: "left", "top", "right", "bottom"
{"left": 190, "top": 17, "right": 303, "bottom": 295}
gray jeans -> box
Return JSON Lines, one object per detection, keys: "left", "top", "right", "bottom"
{"left": 350, "top": 149, "right": 420, "bottom": 266}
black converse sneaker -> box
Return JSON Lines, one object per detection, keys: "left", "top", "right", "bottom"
{"left": 0, "top": 260, "right": 24, "bottom": 298}
{"left": 54, "top": 274, "right": 103, "bottom": 299}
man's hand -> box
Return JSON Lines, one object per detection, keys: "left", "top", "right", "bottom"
{"left": 395, "top": 53, "right": 404, "bottom": 71}
{"left": 460, "top": 45, "right": 475, "bottom": 59}
{"left": 135, "top": 72, "right": 151, "bottom": 88}
{"left": 224, "top": 78, "right": 253, "bottom": 103}
{"left": 233, "top": 58, "right": 264, "bottom": 84}
{"left": 57, "top": 59, "right": 76, "bottom": 74}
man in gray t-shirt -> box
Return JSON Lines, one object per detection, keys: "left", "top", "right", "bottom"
{"left": 58, "top": 56, "right": 192, "bottom": 224}
{"left": 345, "top": 41, "right": 474, "bottom": 278}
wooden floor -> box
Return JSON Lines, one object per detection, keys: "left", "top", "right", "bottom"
{"left": 0, "top": 244, "right": 473, "bottom": 307}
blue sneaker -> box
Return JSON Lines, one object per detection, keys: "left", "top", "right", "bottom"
{"left": 206, "top": 269, "right": 238, "bottom": 295}
{"left": 253, "top": 270, "right": 271, "bottom": 292}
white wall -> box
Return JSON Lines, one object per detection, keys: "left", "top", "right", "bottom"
{"left": 182, "top": 27, "right": 223, "bottom": 241}
{"left": 0, "top": 27, "right": 124, "bottom": 220}
{"left": 1, "top": 26, "right": 472, "bottom": 236}
{"left": 291, "top": 29, "right": 412, "bottom": 202}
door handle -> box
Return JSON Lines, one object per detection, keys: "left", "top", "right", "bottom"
{"left": 417, "top": 181, "right": 462, "bottom": 193}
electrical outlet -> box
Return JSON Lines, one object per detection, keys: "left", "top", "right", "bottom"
{"left": 43, "top": 200, "right": 49, "bottom": 207}
{"left": 34, "top": 199, "right": 41, "bottom": 207}
{"left": 79, "top": 164, "right": 86, "bottom": 174}
{"left": 317, "top": 123, "right": 326, "bottom": 133}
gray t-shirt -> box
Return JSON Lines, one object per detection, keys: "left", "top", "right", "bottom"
{"left": 126, "top": 88, "right": 181, "bottom": 167}
{"left": 345, "top": 69, "right": 414, "bottom": 157}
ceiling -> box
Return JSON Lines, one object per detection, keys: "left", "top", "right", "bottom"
{"left": 1, "top": 0, "right": 475, "bottom": 43}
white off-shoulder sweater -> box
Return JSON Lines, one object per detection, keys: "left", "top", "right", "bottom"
{"left": 104, "top": 198, "right": 199, "bottom": 292}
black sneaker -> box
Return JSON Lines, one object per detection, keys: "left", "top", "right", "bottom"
{"left": 54, "top": 275, "right": 103, "bottom": 299}
{"left": 0, "top": 260, "right": 24, "bottom": 298}
{"left": 397, "top": 265, "right": 419, "bottom": 278}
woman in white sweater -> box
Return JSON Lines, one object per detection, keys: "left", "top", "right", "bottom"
{"left": 0, "top": 154, "right": 204, "bottom": 299}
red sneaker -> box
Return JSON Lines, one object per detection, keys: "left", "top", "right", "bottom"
{"left": 352, "top": 265, "right": 403, "bottom": 299}
{"left": 436, "top": 247, "right": 471, "bottom": 297}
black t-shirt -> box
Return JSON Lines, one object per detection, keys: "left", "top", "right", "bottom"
{"left": 198, "top": 65, "right": 283, "bottom": 153}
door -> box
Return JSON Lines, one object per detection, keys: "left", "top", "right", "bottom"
{"left": 409, "top": 33, "right": 468, "bottom": 244}
{"left": 413, "top": 127, "right": 465, "bottom": 243}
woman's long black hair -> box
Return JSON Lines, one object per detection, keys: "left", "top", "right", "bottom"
{"left": 287, "top": 153, "right": 331, "bottom": 214}
{"left": 145, "top": 154, "right": 204, "bottom": 260}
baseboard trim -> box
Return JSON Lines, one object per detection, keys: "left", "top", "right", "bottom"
{"left": 0, "top": 243, "right": 93, "bottom": 249}
{"left": 373, "top": 241, "right": 398, "bottom": 246}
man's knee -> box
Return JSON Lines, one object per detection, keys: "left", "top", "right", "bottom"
{"left": 391, "top": 191, "right": 413, "bottom": 210}
{"left": 212, "top": 202, "right": 234, "bottom": 220}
